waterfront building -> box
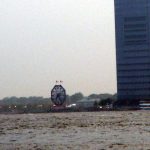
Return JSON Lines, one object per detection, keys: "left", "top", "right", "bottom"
{"left": 114, "top": 0, "right": 150, "bottom": 103}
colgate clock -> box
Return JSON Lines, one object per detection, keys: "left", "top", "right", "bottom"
{"left": 51, "top": 84, "right": 66, "bottom": 106}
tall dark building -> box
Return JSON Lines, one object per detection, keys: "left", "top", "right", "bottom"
{"left": 114, "top": 0, "right": 150, "bottom": 104}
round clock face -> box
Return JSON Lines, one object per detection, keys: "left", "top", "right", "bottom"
{"left": 51, "top": 85, "right": 66, "bottom": 106}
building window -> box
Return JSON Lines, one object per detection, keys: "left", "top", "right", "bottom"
{"left": 124, "top": 24, "right": 147, "bottom": 29}
{"left": 123, "top": 16, "right": 148, "bottom": 46}
{"left": 124, "top": 16, "right": 146, "bottom": 22}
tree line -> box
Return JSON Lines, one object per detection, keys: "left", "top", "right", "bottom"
{"left": 0, "top": 92, "right": 117, "bottom": 113}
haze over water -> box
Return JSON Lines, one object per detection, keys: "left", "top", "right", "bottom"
{"left": 0, "top": 0, "right": 116, "bottom": 99}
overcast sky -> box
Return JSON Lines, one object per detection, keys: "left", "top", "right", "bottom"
{"left": 0, "top": 0, "right": 116, "bottom": 98}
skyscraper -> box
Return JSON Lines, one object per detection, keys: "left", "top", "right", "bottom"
{"left": 114, "top": 0, "right": 150, "bottom": 104}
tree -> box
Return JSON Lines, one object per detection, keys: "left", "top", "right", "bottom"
{"left": 99, "top": 98, "right": 112, "bottom": 106}
{"left": 88, "top": 94, "right": 99, "bottom": 99}
{"left": 70, "top": 93, "right": 84, "bottom": 103}
{"left": 99, "top": 94, "right": 113, "bottom": 100}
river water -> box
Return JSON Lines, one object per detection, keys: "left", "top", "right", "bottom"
{"left": 0, "top": 111, "right": 149, "bottom": 150}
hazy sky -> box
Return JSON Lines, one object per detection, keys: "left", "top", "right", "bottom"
{"left": 0, "top": 0, "right": 116, "bottom": 98}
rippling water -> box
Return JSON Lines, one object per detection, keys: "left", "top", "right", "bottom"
{"left": 0, "top": 111, "right": 149, "bottom": 150}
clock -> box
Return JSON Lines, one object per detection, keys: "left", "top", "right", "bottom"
{"left": 51, "top": 85, "right": 66, "bottom": 106}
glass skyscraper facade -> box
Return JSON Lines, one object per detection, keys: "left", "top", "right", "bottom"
{"left": 114, "top": 0, "right": 150, "bottom": 102}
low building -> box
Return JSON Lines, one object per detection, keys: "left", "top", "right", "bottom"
{"left": 76, "top": 98, "right": 99, "bottom": 109}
